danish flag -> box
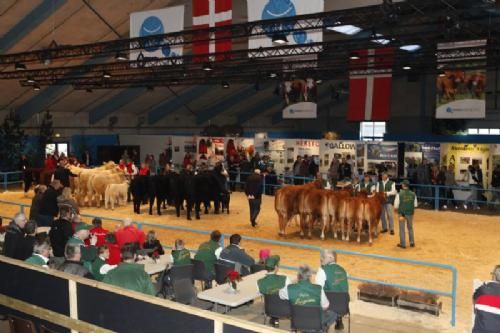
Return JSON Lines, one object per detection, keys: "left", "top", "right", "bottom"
{"left": 347, "top": 48, "right": 394, "bottom": 121}
{"left": 192, "top": 0, "right": 232, "bottom": 62}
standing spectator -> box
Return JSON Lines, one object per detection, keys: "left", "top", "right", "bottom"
{"left": 102, "top": 243, "right": 156, "bottom": 295}
{"left": 299, "top": 156, "right": 309, "bottom": 181}
{"left": 49, "top": 208, "right": 74, "bottom": 262}
{"left": 158, "top": 152, "right": 167, "bottom": 171}
{"left": 245, "top": 169, "right": 263, "bottom": 227}
{"left": 250, "top": 153, "right": 261, "bottom": 171}
{"left": 29, "top": 185, "right": 47, "bottom": 221}
{"left": 437, "top": 165, "right": 446, "bottom": 209}
{"left": 377, "top": 172, "right": 397, "bottom": 235}
{"left": 170, "top": 239, "right": 191, "bottom": 266}
{"left": 227, "top": 155, "right": 238, "bottom": 192}
{"left": 115, "top": 218, "right": 145, "bottom": 248}
{"left": 194, "top": 230, "right": 222, "bottom": 284}
{"left": 264, "top": 166, "right": 278, "bottom": 195}
{"left": 88, "top": 218, "right": 108, "bottom": 247}
{"left": 338, "top": 158, "right": 352, "bottom": 181}
{"left": 308, "top": 157, "right": 319, "bottom": 178}
{"left": 395, "top": 180, "right": 418, "bottom": 249}
{"left": 3, "top": 213, "right": 27, "bottom": 258}
{"left": 239, "top": 156, "right": 251, "bottom": 189}
{"left": 444, "top": 164, "right": 458, "bottom": 209}
{"left": 219, "top": 234, "right": 255, "bottom": 276}
{"left": 38, "top": 180, "right": 64, "bottom": 227}
{"left": 147, "top": 154, "right": 157, "bottom": 175}
{"left": 25, "top": 236, "right": 51, "bottom": 268}
{"left": 54, "top": 160, "right": 77, "bottom": 188}
{"left": 138, "top": 162, "right": 150, "bottom": 176}
{"left": 81, "top": 150, "right": 91, "bottom": 167}
{"left": 183, "top": 152, "right": 193, "bottom": 169}
{"left": 15, "top": 220, "right": 37, "bottom": 260}
{"left": 465, "top": 165, "right": 480, "bottom": 210}
{"left": 346, "top": 154, "right": 355, "bottom": 175}
{"left": 491, "top": 164, "right": 500, "bottom": 206}
{"left": 416, "top": 160, "right": 432, "bottom": 205}
{"left": 57, "top": 243, "right": 94, "bottom": 279}
{"left": 20, "top": 155, "right": 32, "bottom": 197}
{"left": 356, "top": 173, "right": 375, "bottom": 194}
{"left": 143, "top": 230, "right": 165, "bottom": 257}
{"left": 292, "top": 156, "right": 303, "bottom": 185}
{"left": 57, "top": 187, "right": 79, "bottom": 215}
{"left": 472, "top": 265, "right": 500, "bottom": 332}
{"left": 315, "top": 250, "right": 348, "bottom": 330}
{"left": 327, "top": 157, "right": 340, "bottom": 188}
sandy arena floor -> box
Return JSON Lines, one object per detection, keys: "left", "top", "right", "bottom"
{"left": 1, "top": 189, "right": 498, "bottom": 332}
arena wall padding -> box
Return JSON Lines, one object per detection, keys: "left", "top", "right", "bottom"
{"left": 77, "top": 283, "right": 214, "bottom": 333}
{"left": 223, "top": 324, "right": 255, "bottom": 333}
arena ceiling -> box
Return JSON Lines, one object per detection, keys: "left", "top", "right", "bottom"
{"left": 0, "top": 0, "right": 499, "bottom": 128}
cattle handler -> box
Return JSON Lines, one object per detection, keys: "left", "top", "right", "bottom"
{"left": 394, "top": 180, "right": 418, "bottom": 249}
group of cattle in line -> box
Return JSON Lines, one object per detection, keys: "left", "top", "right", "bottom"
{"left": 275, "top": 180, "right": 386, "bottom": 245}
{"left": 67, "top": 162, "right": 230, "bottom": 220}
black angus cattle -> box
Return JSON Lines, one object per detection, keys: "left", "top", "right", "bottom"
{"left": 130, "top": 175, "right": 149, "bottom": 214}
{"left": 147, "top": 174, "right": 168, "bottom": 215}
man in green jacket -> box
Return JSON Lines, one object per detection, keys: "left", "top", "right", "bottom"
{"left": 394, "top": 180, "right": 418, "bottom": 249}
{"left": 193, "top": 230, "right": 222, "bottom": 286}
{"left": 170, "top": 239, "right": 191, "bottom": 266}
{"left": 377, "top": 172, "right": 397, "bottom": 235}
{"left": 25, "top": 237, "right": 52, "bottom": 268}
{"left": 90, "top": 246, "right": 117, "bottom": 281}
{"left": 315, "top": 249, "right": 348, "bottom": 330}
{"left": 103, "top": 243, "right": 156, "bottom": 295}
{"left": 66, "top": 222, "right": 97, "bottom": 264}
{"left": 257, "top": 255, "right": 290, "bottom": 328}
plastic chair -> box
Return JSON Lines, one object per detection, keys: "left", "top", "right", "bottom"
{"left": 290, "top": 304, "right": 328, "bottom": 333}
{"left": 170, "top": 264, "right": 193, "bottom": 281}
{"left": 8, "top": 315, "right": 37, "bottom": 333}
{"left": 325, "top": 291, "right": 351, "bottom": 333}
{"left": 191, "top": 259, "right": 212, "bottom": 290}
{"left": 214, "top": 262, "right": 233, "bottom": 285}
{"left": 173, "top": 278, "right": 213, "bottom": 310}
{"left": 263, "top": 294, "right": 291, "bottom": 325}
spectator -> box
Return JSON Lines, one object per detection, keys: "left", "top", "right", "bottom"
{"left": 91, "top": 246, "right": 117, "bottom": 281}
{"left": 416, "top": 160, "right": 432, "bottom": 205}
{"left": 227, "top": 155, "right": 238, "bottom": 192}
{"left": 57, "top": 187, "right": 79, "bottom": 215}
{"left": 158, "top": 152, "right": 167, "bottom": 171}
{"left": 283, "top": 166, "right": 293, "bottom": 185}
{"left": 20, "top": 155, "right": 32, "bottom": 197}
{"left": 57, "top": 243, "right": 94, "bottom": 279}
{"left": 25, "top": 236, "right": 52, "bottom": 268}
{"left": 105, "top": 233, "right": 121, "bottom": 265}
{"left": 102, "top": 243, "right": 156, "bottom": 295}
{"left": 257, "top": 255, "right": 291, "bottom": 328}
{"left": 183, "top": 152, "right": 193, "bottom": 169}
{"left": 138, "top": 162, "right": 150, "bottom": 176}
{"left": 308, "top": 157, "right": 319, "bottom": 178}
{"left": 356, "top": 173, "right": 375, "bottom": 194}
{"left": 147, "top": 155, "right": 157, "bottom": 175}
{"left": 444, "top": 164, "right": 458, "bottom": 209}
{"left": 29, "top": 185, "right": 47, "bottom": 221}
{"left": 299, "top": 156, "right": 309, "bottom": 181}
{"left": 279, "top": 265, "right": 335, "bottom": 327}
{"left": 170, "top": 239, "right": 191, "bottom": 266}
{"left": 53, "top": 160, "right": 77, "bottom": 188}
{"left": 14, "top": 220, "right": 38, "bottom": 260}
{"left": 437, "top": 165, "right": 446, "bottom": 209}
{"left": 293, "top": 156, "right": 303, "bottom": 185}
{"left": 3, "top": 213, "right": 27, "bottom": 259}
{"left": 264, "top": 166, "right": 278, "bottom": 196}
{"left": 472, "top": 265, "right": 500, "bottom": 332}
{"left": 115, "top": 218, "right": 145, "bottom": 248}
{"left": 377, "top": 172, "right": 397, "bottom": 235}
{"left": 491, "top": 164, "right": 500, "bottom": 205}
{"left": 143, "top": 230, "right": 165, "bottom": 257}
{"left": 194, "top": 230, "right": 223, "bottom": 284}
{"left": 258, "top": 248, "right": 271, "bottom": 264}
{"left": 66, "top": 222, "right": 97, "bottom": 264}
{"left": 88, "top": 218, "right": 108, "bottom": 247}
{"left": 38, "top": 180, "right": 64, "bottom": 227}
{"left": 49, "top": 207, "right": 74, "bottom": 262}
{"left": 219, "top": 234, "right": 255, "bottom": 276}
{"left": 338, "top": 158, "right": 352, "bottom": 181}
{"left": 465, "top": 165, "right": 480, "bottom": 210}
{"left": 245, "top": 169, "right": 263, "bottom": 227}
{"left": 327, "top": 157, "right": 340, "bottom": 188}
{"left": 239, "top": 156, "right": 251, "bottom": 189}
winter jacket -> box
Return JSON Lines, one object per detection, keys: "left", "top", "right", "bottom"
{"left": 3, "top": 222, "right": 25, "bottom": 258}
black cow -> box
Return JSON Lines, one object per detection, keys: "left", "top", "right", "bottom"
{"left": 147, "top": 175, "right": 168, "bottom": 215}
{"left": 130, "top": 175, "right": 148, "bottom": 214}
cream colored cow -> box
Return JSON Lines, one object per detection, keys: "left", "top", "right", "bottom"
{"left": 104, "top": 182, "right": 129, "bottom": 210}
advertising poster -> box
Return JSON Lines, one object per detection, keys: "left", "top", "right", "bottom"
{"left": 366, "top": 142, "right": 398, "bottom": 177}
{"left": 197, "top": 137, "right": 225, "bottom": 166}
{"left": 282, "top": 78, "right": 317, "bottom": 119}
{"left": 170, "top": 136, "right": 196, "bottom": 166}
{"left": 319, "top": 140, "right": 357, "bottom": 173}
{"left": 225, "top": 137, "right": 255, "bottom": 160}
{"left": 441, "top": 143, "right": 490, "bottom": 185}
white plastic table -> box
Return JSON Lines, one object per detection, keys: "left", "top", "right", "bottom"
{"left": 136, "top": 255, "right": 171, "bottom": 276}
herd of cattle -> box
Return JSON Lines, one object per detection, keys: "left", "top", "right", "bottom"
{"left": 275, "top": 181, "right": 386, "bottom": 245}
{"left": 67, "top": 162, "right": 229, "bottom": 220}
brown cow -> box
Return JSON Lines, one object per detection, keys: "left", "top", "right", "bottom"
{"left": 338, "top": 195, "right": 364, "bottom": 242}
{"left": 298, "top": 188, "right": 330, "bottom": 239}
{"left": 359, "top": 192, "right": 386, "bottom": 245}
{"left": 327, "top": 189, "right": 351, "bottom": 240}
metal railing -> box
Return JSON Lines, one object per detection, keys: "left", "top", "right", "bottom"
{"left": 0, "top": 171, "right": 23, "bottom": 191}
{"left": 0, "top": 199, "right": 458, "bottom": 327}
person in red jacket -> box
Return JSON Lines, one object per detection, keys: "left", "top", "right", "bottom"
{"left": 115, "top": 218, "right": 145, "bottom": 248}
{"left": 89, "top": 218, "right": 108, "bottom": 247}
{"left": 105, "top": 233, "right": 121, "bottom": 265}
{"left": 138, "top": 162, "right": 149, "bottom": 176}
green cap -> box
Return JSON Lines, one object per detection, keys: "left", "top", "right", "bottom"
{"left": 402, "top": 180, "right": 410, "bottom": 186}
{"left": 265, "top": 255, "right": 280, "bottom": 270}
{"left": 74, "top": 222, "right": 91, "bottom": 233}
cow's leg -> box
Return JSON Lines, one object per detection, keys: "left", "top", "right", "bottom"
{"left": 308, "top": 215, "right": 314, "bottom": 240}
{"left": 175, "top": 200, "right": 181, "bottom": 217}
{"left": 368, "top": 220, "right": 373, "bottom": 246}
{"left": 320, "top": 216, "right": 326, "bottom": 240}
{"left": 195, "top": 200, "right": 201, "bottom": 220}
{"left": 187, "top": 198, "right": 193, "bottom": 220}
{"left": 299, "top": 214, "right": 306, "bottom": 239}
{"left": 357, "top": 220, "right": 362, "bottom": 243}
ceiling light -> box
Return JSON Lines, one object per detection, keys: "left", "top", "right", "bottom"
{"left": 268, "top": 72, "right": 277, "bottom": 78}
{"left": 26, "top": 76, "right": 35, "bottom": 84}
{"left": 328, "top": 25, "right": 362, "bottom": 35}
{"left": 349, "top": 53, "right": 360, "bottom": 60}
{"left": 371, "top": 33, "right": 391, "bottom": 45}
{"left": 15, "top": 63, "right": 26, "bottom": 71}
{"left": 403, "top": 65, "right": 412, "bottom": 70}
{"left": 400, "top": 44, "right": 422, "bottom": 52}
{"left": 222, "top": 81, "right": 230, "bottom": 89}
{"left": 316, "top": 79, "right": 323, "bottom": 84}
{"left": 55, "top": 133, "right": 61, "bottom": 138}
{"left": 33, "top": 85, "right": 41, "bottom": 91}
{"left": 202, "top": 62, "right": 213, "bottom": 71}
{"left": 272, "top": 34, "right": 288, "bottom": 44}
{"left": 115, "top": 52, "right": 128, "bottom": 61}
{"left": 103, "top": 72, "right": 111, "bottom": 78}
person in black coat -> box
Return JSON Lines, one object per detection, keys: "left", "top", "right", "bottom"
{"left": 218, "top": 234, "right": 255, "bottom": 276}
{"left": 53, "top": 161, "right": 77, "bottom": 188}
{"left": 14, "top": 220, "right": 37, "bottom": 260}
{"left": 38, "top": 180, "right": 63, "bottom": 227}
{"left": 29, "top": 185, "right": 47, "bottom": 221}
{"left": 245, "top": 169, "right": 263, "bottom": 227}
{"left": 49, "top": 208, "right": 74, "bottom": 260}
{"left": 3, "top": 213, "right": 27, "bottom": 258}
{"left": 338, "top": 158, "right": 352, "bottom": 180}
{"left": 20, "top": 155, "right": 33, "bottom": 196}
{"left": 143, "top": 230, "right": 165, "bottom": 257}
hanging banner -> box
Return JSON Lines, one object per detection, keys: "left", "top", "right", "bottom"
{"left": 282, "top": 78, "right": 318, "bottom": 119}
{"left": 246, "top": 0, "right": 323, "bottom": 56}
{"left": 436, "top": 40, "right": 486, "bottom": 119}
{"left": 130, "top": 6, "right": 185, "bottom": 62}
{"left": 319, "top": 140, "right": 357, "bottom": 173}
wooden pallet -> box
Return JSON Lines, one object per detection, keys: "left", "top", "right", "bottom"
{"left": 357, "top": 291, "right": 398, "bottom": 307}
{"left": 396, "top": 298, "right": 442, "bottom": 316}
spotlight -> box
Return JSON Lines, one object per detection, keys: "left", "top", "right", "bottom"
{"left": 316, "top": 79, "right": 323, "bottom": 84}
{"left": 103, "top": 71, "right": 111, "bottom": 78}
{"left": 26, "top": 76, "right": 35, "bottom": 84}
{"left": 115, "top": 52, "right": 127, "bottom": 61}
{"left": 15, "top": 63, "right": 26, "bottom": 71}
{"left": 33, "top": 85, "right": 41, "bottom": 91}
{"left": 272, "top": 34, "right": 288, "bottom": 44}
{"left": 202, "top": 62, "right": 213, "bottom": 71}
{"left": 349, "top": 53, "right": 360, "bottom": 60}
{"left": 55, "top": 133, "right": 61, "bottom": 138}
{"left": 268, "top": 72, "right": 277, "bottom": 78}
{"left": 403, "top": 65, "right": 412, "bottom": 70}
{"left": 222, "top": 81, "right": 230, "bottom": 89}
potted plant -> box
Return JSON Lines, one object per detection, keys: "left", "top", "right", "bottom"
{"left": 225, "top": 270, "right": 242, "bottom": 293}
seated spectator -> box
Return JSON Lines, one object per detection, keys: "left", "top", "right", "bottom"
{"left": 105, "top": 233, "right": 121, "bottom": 265}
{"left": 258, "top": 248, "right": 271, "bottom": 265}
{"left": 49, "top": 207, "right": 73, "bottom": 263}
{"left": 38, "top": 179, "right": 64, "bottom": 227}
{"left": 143, "top": 230, "right": 165, "bottom": 257}
{"left": 103, "top": 243, "right": 155, "bottom": 295}
{"left": 315, "top": 249, "right": 348, "bottom": 330}
{"left": 257, "top": 255, "right": 291, "bottom": 328}
{"left": 57, "top": 187, "right": 79, "bottom": 215}
{"left": 473, "top": 265, "right": 500, "bottom": 333}
{"left": 25, "top": 235, "right": 52, "bottom": 268}
{"left": 91, "top": 246, "right": 117, "bottom": 281}
{"left": 15, "top": 220, "right": 38, "bottom": 260}
{"left": 193, "top": 230, "right": 223, "bottom": 279}
{"left": 57, "top": 243, "right": 94, "bottom": 279}
{"left": 3, "top": 213, "right": 27, "bottom": 259}
{"left": 170, "top": 239, "right": 191, "bottom": 266}
{"left": 66, "top": 222, "right": 97, "bottom": 264}
{"left": 88, "top": 218, "right": 108, "bottom": 247}
{"left": 29, "top": 185, "right": 47, "bottom": 221}
{"left": 115, "top": 218, "right": 145, "bottom": 248}
{"left": 219, "top": 234, "right": 255, "bottom": 276}
{"left": 279, "top": 265, "right": 336, "bottom": 328}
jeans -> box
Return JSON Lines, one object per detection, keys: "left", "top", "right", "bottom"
{"left": 248, "top": 198, "right": 261, "bottom": 223}
{"left": 381, "top": 203, "right": 394, "bottom": 231}
{"left": 465, "top": 184, "right": 481, "bottom": 208}
{"left": 398, "top": 214, "right": 415, "bottom": 247}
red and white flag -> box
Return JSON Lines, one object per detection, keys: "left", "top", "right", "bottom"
{"left": 192, "top": 0, "right": 232, "bottom": 62}
{"left": 347, "top": 48, "right": 394, "bottom": 121}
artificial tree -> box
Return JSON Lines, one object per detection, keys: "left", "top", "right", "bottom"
{"left": 0, "top": 111, "right": 26, "bottom": 170}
